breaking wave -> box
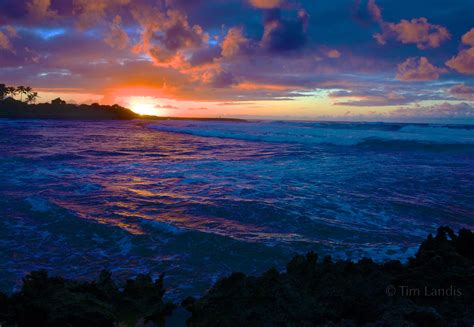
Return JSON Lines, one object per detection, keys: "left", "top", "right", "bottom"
{"left": 148, "top": 120, "right": 474, "bottom": 150}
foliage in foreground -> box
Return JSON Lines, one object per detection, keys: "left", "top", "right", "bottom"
{"left": 0, "top": 270, "right": 175, "bottom": 327}
{"left": 0, "top": 227, "right": 472, "bottom": 326}
{"left": 183, "top": 227, "right": 473, "bottom": 327}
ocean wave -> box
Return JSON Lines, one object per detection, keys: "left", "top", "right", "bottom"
{"left": 271, "top": 120, "right": 406, "bottom": 131}
{"left": 38, "top": 153, "right": 85, "bottom": 161}
{"left": 356, "top": 138, "right": 474, "bottom": 152}
{"left": 442, "top": 124, "right": 474, "bottom": 130}
{"left": 148, "top": 121, "right": 474, "bottom": 148}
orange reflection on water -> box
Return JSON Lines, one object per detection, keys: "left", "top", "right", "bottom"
{"left": 94, "top": 217, "right": 146, "bottom": 235}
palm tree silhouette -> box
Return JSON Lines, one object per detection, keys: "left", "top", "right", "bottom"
{"left": 6, "top": 86, "right": 17, "bottom": 98}
{"left": 1, "top": 84, "right": 38, "bottom": 103}
{"left": 16, "top": 86, "right": 28, "bottom": 102}
{"left": 26, "top": 91, "right": 39, "bottom": 104}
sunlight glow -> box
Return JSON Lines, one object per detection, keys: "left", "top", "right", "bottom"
{"left": 127, "top": 97, "right": 161, "bottom": 116}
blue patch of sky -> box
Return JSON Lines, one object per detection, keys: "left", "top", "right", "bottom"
{"left": 19, "top": 27, "right": 67, "bottom": 40}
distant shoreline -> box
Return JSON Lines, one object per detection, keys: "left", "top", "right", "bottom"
{"left": 0, "top": 98, "right": 246, "bottom": 122}
{"left": 140, "top": 116, "right": 247, "bottom": 122}
{"left": 2, "top": 98, "right": 474, "bottom": 126}
{"left": 0, "top": 116, "right": 247, "bottom": 123}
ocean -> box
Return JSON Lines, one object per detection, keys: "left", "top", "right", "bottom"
{"left": 0, "top": 119, "right": 473, "bottom": 299}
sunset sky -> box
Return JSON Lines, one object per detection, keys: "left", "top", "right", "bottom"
{"left": 1, "top": 0, "right": 474, "bottom": 121}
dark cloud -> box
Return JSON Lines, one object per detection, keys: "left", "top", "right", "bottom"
{"left": 203, "top": 70, "right": 237, "bottom": 88}
{"left": 391, "top": 102, "right": 474, "bottom": 120}
{"left": 261, "top": 8, "right": 308, "bottom": 52}
{"left": 0, "top": 0, "right": 28, "bottom": 21}
{"left": 189, "top": 46, "right": 221, "bottom": 66}
{"left": 450, "top": 84, "right": 474, "bottom": 100}
{"left": 334, "top": 91, "right": 411, "bottom": 107}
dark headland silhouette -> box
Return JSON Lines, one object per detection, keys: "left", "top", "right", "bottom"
{"left": 0, "top": 83, "right": 243, "bottom": 122}
{"left": 0, "top": 96, "right": 141, "bottom": 120}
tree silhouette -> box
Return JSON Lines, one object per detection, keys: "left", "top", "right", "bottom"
{"left": 26, "top": 91, "right": 39, "bottom": 104}
{"left": 5, "top": 86, "right": 17, "bottom": 98}
{"left": 1, "top": 84, "right": 38, "bottom": 104}
{"left": 0, "top": 84, "right": 6, "bottom": 100}
{"left": 16, "top": 86, "right": 28, "bottom": 102}
{"left": 51, "top": 97, "right": 66, "bottom": 106}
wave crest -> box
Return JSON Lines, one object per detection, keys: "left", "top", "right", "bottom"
{"left": 148, "top": 121, "right": 474, "bottom": 150}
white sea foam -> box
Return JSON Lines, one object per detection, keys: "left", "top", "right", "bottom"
{"left": 148, "top": 121, "right": 474, "bottom": 146}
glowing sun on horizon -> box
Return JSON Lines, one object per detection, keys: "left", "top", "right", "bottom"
{"left": 128, "top": 97, "right": 161, "bottom": 116}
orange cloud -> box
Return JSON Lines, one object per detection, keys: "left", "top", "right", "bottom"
{"left": 376, "top": 18, "right": 450, "bottom": 49}
{"left": 367, "top": 0, "right": 382, "bottom": 23}
{"left": 369, "top": 0, "right": 450, "bottom": 49}
{"left": 446, "top": 48, "right": 474, "bottom": 74}
{"left": 0, "top": 31, "right": 11, "bottom": 50}
{"left": 105, "top": 15, "right": 129, "bottom": 49}
{"left": 386, "top": 18, "right": 450, "bottom": 49}
{"left": 396, "top": 57, "right": 446, "bottom": 81}
{"left": 132, "top": 7, "right": 208, "bottom": 68}
{"left": 221, "top": 27, "right": 249, "bottom": 57}
{"left": 446, "top": 28, "right": 474, "bottom": 74}
{"left": 461, "top": 28, "right": 474, "bottom": 46}
{"left": 236, "top": 82, "right": 298, "bottom": 91}
{"left": 249, "top": 0, "right": 282, "bottom": 9}
{"left": 324, "top": 48, "right": 341, "bottom": 59}
{"left": 73, "top": 0, "right": 130, "bottom": 29}
{"left": 27, "top": 0, "right": 57, "bottom": 20}
{"left": 0, "top": 26, "right": 18, "bottom": 51}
